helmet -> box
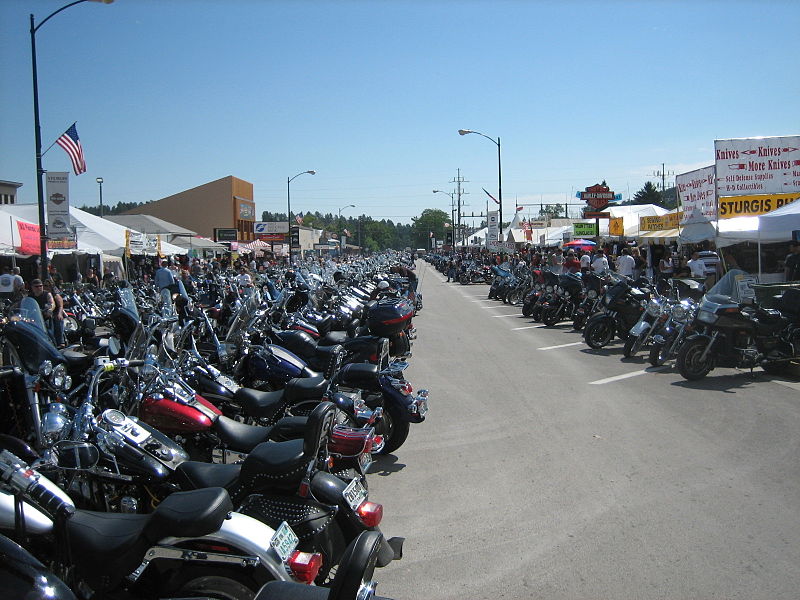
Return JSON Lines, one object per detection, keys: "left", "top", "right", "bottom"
{"left": 377, "top": 281, "right": 390, "bottom": 290}
{"left": 518, "top": 260, "right": 526, "bottom": 266}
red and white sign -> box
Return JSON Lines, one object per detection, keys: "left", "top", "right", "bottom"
{"left": 715, "top": 135, "right": 800, "bottom": 197}
{"left": 16, "top": 221, "right": 40, "bottom": 255}
{"left": 581, "top": 184, "right": 615, "bottom": 211}
{"left": 677, "top": 165, "right": 716, "bottom": 224}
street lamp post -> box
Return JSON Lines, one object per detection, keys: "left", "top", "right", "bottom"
{"left": 96, "top": 177, "right": 104, "bottom": 217}
{"left": 30, "top": 0, "right": 113, "bottom": 279}
{"left": 458, "top": 129, "right": 502, "bottom": 242}
{"left": 338, "top": 203, "right": 355, "bottom": 222}
{"left": 287, "top": 170, "right": 315, "bottom": 260}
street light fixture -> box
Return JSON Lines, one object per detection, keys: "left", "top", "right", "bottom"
{"left": 287, "top": 170, "right": 315, "bottom": 258}
{"left": 338, "top": 204, "right": 355, "bottom": 221}
{"left": 30, "top": 0, "right": 114, "bottom": 278}
{"left": 458, "top": 128, "right": 502, "bottom": 242}
{"left": 95, "top": 177, "right": 104, "bottom": 218}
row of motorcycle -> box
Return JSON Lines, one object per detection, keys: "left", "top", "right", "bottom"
{"left": 0, "top": 255, "right": 426, "bottom": 599}
{"left": 461, "top": 257, "right": 800, "bottom": 380}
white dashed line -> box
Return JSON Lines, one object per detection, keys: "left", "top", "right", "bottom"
{"left": 492, "top": 313, "right": 525, "bottom": 318}
{"left": 511, "top": 325, "right": 546, "bottom": 330}
{"left": 538, "top": 342, "right": 584, "bottom": 350}
{"left": 588, "top": 367, "right": 668, "bottom": 385}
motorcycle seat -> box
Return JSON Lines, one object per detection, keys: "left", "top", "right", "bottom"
{"left": 318, "top": 330, "right": 350, "bottom": 346}
{"left": 65, "top": 488, "right": 232, "bottom": 587}
{"left": 284, "top": 376, "right": 328, "bottom": 402}
{"left": 234, "top": 387, "right": 286, "bottom": 419}
{"left": 336, "top": 363, "right": 379, "bottom": 389}
{"left": 214, "top": 415, "right": 274, "bottom": 452}
{"left": 60, "top": 349, "right": 94, "bottom": 372}
{"left": 175, "top": 461, "right": 242, "bottom": 491}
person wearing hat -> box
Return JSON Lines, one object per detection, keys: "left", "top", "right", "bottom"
{"left": 563, "top": 251, "right": 581, "bottom": 274}
{"left": 29, "top": 278, "right": 55, "bottom": 324}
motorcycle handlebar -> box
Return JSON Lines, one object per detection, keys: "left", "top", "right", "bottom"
{"left": 0, "top": 450, "right": 74, "bottom": 521}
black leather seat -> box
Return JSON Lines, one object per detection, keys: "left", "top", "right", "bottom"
{"left": 318, "top": 330, "right": 349, "bottom": 346}
{"left": 336, "top": 363, "right": 379, "bottom": 389}
{"left": 65, "top": 488, "right": 232, "bottom": 589}
{"left": 214, "top": 415, "right": 274, "bottom": 452}
{"left": 175, "top": 461, "right": 242, "bottom": 491}
{"left": 284, "top": 376, "right": 328, "bottom": 402}
{"left": 234, "top": 387, "right": 286, "bottom": 419}
{"left": 60, "top": 349, "right": 94, "bottom": 372}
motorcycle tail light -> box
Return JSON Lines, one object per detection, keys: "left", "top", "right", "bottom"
{"left": 356, "top": 501, "right": 383, "bottom": 527}
{"left": 287, "top": 551, "right": 323, "bottom": 584}
{"left": 329, "top": 425, "right": 371, "bottom": 456}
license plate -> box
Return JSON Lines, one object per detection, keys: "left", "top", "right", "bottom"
{"left": 343, "top": 477, "right": 368, "bottom": 511}
{"left": 270, "top": 521, "right": 299, "bottom": 563}
{"left": 358, "top": 451, "right": 372, "bottom": 474}
{"left": 631, "top": 321, "right": 649, "bottom": 336}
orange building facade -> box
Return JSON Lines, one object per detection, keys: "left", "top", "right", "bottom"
{"left": 124, "top": 175, "right": 256, "bottom": 241}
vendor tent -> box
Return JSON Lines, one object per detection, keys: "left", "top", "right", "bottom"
{"left": 2, "top": 204, "right": 184, "bottom": 256}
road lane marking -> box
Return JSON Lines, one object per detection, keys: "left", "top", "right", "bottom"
{"left": 492, "top": 313, "right": 525, "bottom": 318}
{"left": 538, "top": 342, "right": 584, "bottom": 350}
{"left": 481, "top": 305, "right": 513, "bottom": 309}
{"left": 471, "top": 299, "right": 493, "bottom": 302}
{"left": 512, "top": 325, "right": 546, "bottom": 330}
{"left": 588, "top": 367, "right": 668, "bottom": 385}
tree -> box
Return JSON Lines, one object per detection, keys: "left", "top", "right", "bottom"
{"left": 411, "top": 208, "right": 450, "bottom": 248}
{"left": 632, "top": 181, "right": 662, "bottom": 205}
{"left": 538, "top": 204, "right": 564, "bottom": 220}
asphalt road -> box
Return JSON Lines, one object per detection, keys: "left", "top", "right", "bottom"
{"left": 369, "top": 259, "right": 800, "bottom": 600}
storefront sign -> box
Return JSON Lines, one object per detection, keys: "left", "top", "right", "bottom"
{"left": 487, "top": 240, "right": 516, "bottom": 253}
{"left": 715, "top": 135, "right": 800, "bottom": 197}
{"left": 214, "top": 228, "right": 238, "bottom": 242}
{"left": 677, "top": 165, "right": 716, "bottom": 224}
{"left": 580, "top": 184, "right": 615, "bottom": 211}
{"left": 609, "top": 217, "right": 624, "bottom": 236}
{"left": 254, "top": 221, "right": 289, "bottom": 234}
{"left": 573, "top": 222, "right": 598, "bottom": 237}
{"left": 718, "top": 193, "right": 800, "bottom": 219}
{"left": 639, "top": 212, "right": 682, "bottom": 231}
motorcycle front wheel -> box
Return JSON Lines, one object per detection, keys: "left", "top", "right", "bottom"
{"left": 522, "top": 302, "right": 534, "bottom": 317}
{"left": 459, "top": 273, "right": 469, "bottom": 285}
{"left": 676, "top": 337, "right": 714, "bottom": 380}
{"left": 507, "top": 289, "right": 522, "bottom": 306}
{"left": 584, "top": 319, "right": 615, "bottom": 349}
{"left": 530, "top": 304, "right": 544, "bottom": 322}
{"left": 542, "top": 306, "right": 561, "bottom": 326}
{"left": 572, "top": 314, "right": 586, "bottom": 331}
{"left": 649, "top": 340, "right": 671, "bottom": 367}
{"left": 623, "top": 335, "right": 639, "bottom": 358}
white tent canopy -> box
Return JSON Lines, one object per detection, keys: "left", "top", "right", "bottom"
{"left": 2, "top": 204, "right": 185, "bottom": 256}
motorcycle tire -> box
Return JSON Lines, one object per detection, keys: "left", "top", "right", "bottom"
{"left": 572, "top": 314, "right": 586, "bottom": 331}
{"left": 459, "top": 273, "right": 469, "bottom": 285}
{"left": 530, "top": 305, "right": 544, "bottom": 322}
{"left": 649, "top": 341, "right": 671, "bottom": 367}
{"left": 507, "top": 289, "right": 522, "bottom": 306}
{"left": 375, "top": 403, "right": 410, "bottom": 455}
{"left": 584, "top": 319, "right": 615, "bottom": 349}
{"left": 542, "top": 306, "right": 560, "bottom": 327}
{"left": 522, "top": 303, "right": 534, "bottom": 317}
{"left": 623, "top": 335, "right": 638, "bottom": 358}
{"left": 676, "top": 337, "right": 714, "bottom": 381}
{"left": 173, "top": 567, "right": 259, "bottom": 600}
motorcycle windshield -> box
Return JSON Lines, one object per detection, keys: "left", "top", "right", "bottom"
{"left": 118, "top": 287, "right": 139, "bottom": 320}
{"left": 225, "top": 287, "right": 261, "bottom": 342}
{"left": 16, "top": 297, "right": 48, "bottom": 334}
{"left": 706, "top": 269, "right": 749, "bottom": 300}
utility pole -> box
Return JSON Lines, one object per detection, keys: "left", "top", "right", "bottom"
{"left": 451, "top": 169, "right": 467, "bottom": 250}
{"left": 653, "top": 163, "right": 674, "bottom": 194}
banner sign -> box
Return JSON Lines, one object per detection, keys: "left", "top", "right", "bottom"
{"left": 715, "top": 135, "right": 800, "bottom": 197}
{"left": 258, "top": 233, "right": 285, "bottom": 241}
{"left": 581, "top": 184, "right": 616, "bottom": 211}
{"left": 254, "top": 221, "right": 289, "bottom": 235}
{"left": 677, "top": 165, "right": 716, "bottom": 224}
{"left": 718, "top": 193, "right": 800, "bottom": 219}
{"left": 639, "top": 212, "right": 682, "bottom": 231}
{"left": 609, "top": 217, "right": 624, "bottom": 236}
{"left": 573, "top": 222, "right": 598, "bottom": 237}
{"left": 126, "top": 230, "right": 159, "bottom": 255}
{"left": 16, "top": 221, "right": 40, "bottom": 255}
{"left": 487, "top": 211, "right": 499, "bottom": 242}
{"left": 528, "top": 220, "right": 547, "bottom": 228}
{"left": 214, "top": 228, "right": 238, "bottom": 242}
{"left": 45, "top": 172, "right": 77, "bottom": 249}
{"left": 487, "top": 240, "right": 516, "bottom": 253}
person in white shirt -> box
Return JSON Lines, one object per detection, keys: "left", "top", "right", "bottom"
{"left": 687, "top": 251, "right": 706, "bottom": 278}
{"left": 236, "top": 268, "right": 253, "bottom": 287}
{"left": 591, "top": 250, "right": 609, "bottom": 273}
{"left": 616, "top": 248, "right": 635, "bottom": 277}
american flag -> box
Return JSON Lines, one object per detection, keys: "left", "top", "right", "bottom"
{"left": 295, "top": 215, "right": 303, "bottom": 225}
{"left": 56, "top": 123, "right": 86, "bottom": 175}
{"left": 343, "top": 228, "right": 351, "bottom": 237}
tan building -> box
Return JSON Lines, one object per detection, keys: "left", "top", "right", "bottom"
{"left": 124, "top": 175, "right": 256, "bottom": 241}
{"left": 0, "top": 180, "right": 22, "bottom": 205}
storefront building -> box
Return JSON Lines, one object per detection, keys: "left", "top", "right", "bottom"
{"left": 124, "top": 175, "right": 256, "bottom": 241}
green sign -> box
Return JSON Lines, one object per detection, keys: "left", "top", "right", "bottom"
{"left": 573, "top": 223, "right": 598, "bottom": 237}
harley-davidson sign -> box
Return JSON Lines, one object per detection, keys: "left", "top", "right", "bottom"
{"left": 581, "top": 184, "right": 615, "bottom": 211}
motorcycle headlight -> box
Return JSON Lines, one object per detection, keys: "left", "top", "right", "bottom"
{"left": 39, "top": 360, "right": 54, "bottom": 377}
{"left": 51, "top": 363, "right": 71, "bottom": 390}
{"left": 646, "top": 299, "right": 662, "bottom": 317}
{"left": 672, "top": 305, "right": 688, "bottom": 321}
{"left": 546, "top": 285, "right": 553, "bottom": 292}
{"left": 587, "top": 290, "right": 597, "bottom": 299}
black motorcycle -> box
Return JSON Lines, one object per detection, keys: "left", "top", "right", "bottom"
{"left": 583, "top": 274, "right": 650, "bottom": 349}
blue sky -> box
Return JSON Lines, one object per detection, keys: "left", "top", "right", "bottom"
{"left": 2, "top": 0, "right": 798, "bottom": 225}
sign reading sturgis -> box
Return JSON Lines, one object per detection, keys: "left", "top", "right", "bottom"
{"left": 718, "top": 193, "right": 800, "bottom": 219}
